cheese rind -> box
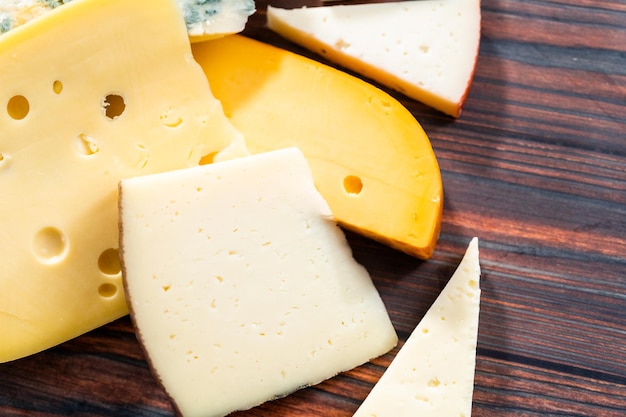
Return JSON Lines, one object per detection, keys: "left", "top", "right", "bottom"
{"left": 0, "top": 0, "right": 246, "bottom": 363}
{"left": 119, "top": 148, "right": 398, "bottom": 417}
{"left": 267, "top": 0, "right": 481, "bottom": 117}
{"left": 193, "top": 35, "right": 442, "bottom": 259}
{"left": 353, "top": 237, "right": 481, "bottom": 417}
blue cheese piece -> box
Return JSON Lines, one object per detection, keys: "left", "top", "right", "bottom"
{"left": 0, "top": 0, "right": 65, "bottom": 34}
{"left": 119, "top": 147, "right": 398, "bottom": 417}
{"left": 353, "top": 237, "right": 481, "bottom": 417}
{"left": 0, "top": 0, "right": 255, "bottom": 38}
{"left": 177, "top": 0, "right": 255, "bottom": 41}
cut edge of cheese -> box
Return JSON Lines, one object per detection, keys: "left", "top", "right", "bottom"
{"left": 119, "top": 147, "right": 398, "bottom": 417}
{"left": 266, "top": 0, "right": 481, "bottom": 117}
{"left": 353, "top": 237, "right": 481, "bottom": 417}
{"left": 193, "top": 34, "right": 443, "bottom": 259}
{"left": 0, "top": 0, "right": 247, "bottom": 363}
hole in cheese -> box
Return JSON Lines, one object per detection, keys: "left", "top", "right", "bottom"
{"left": 52, "top": 80, "right": 63, "bottom": 94}
{"left": 98, "top": 282, "right": 118, "bottom": 298}
{"left": 7, "top": 95, "right": 29, "bottom": 120}
{"left": 343, "top": 175, "right": 363, "bottom": 196}
{"left": 199, "top": 151, "right": 218, "bottom": 165}
{"left": 33, "top": 227, "right": 68, "bottom": 264}
{"left": 75, "top": 133, "right": 99, "bottom": 156}
{"left": 98, "top": 248, "right": 121, "bottom": 276}
{"left": 102, "top": 94, "right": 126, "bottom": 119}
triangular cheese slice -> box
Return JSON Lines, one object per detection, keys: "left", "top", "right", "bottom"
{"left": 267, "top": 0, "right": 481, "bottom": 117}
{"left": 353, "top": 237, "right": 481, "bottom": 417}
{"left": 119, "top": 148, "right": 398, "bottom": 417}
{"left": 0, "top": 0, "right": 247, "bottom": 363}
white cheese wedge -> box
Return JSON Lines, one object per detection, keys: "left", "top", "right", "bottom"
{"left": 119, "top": 147, "right": 398, "bottom": 417}
{"left": 0, "top": 0, "right": 255, "bottom": 40}
{"left": 353, "top": 237, "right": 481, "bottom": 417}
{"left": 267, "top": 0, "right": 481, "bottom": 117}
{"left": 0, "top": 0, "right": 247, "bottom": 363}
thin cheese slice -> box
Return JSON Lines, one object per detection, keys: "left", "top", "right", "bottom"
{"left": 119, "top": 147, "right": 398, "bottom": 417}
{"left": 353, "top": 237, "right": 481, "bottom": 417}
{"left": 0, "top": 0, "right": 247, "bottom": 363}
{"left": 267, "top": 0, "right": 481, "bottom": 117}
{"left": 193, "top": 35, "right": 442, "bottom": 259}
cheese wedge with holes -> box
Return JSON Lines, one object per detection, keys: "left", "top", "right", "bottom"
{"left": 267, "top": 0, "right": 481, "bottom": 117}
{"left": 119, "top": 147, "right": 398, "bottom": 417}
{"left": 353, "top": 237, "right": 481, "bottom": 417}
{"left": 0, "top": 0, "right": 247, "bottom": 363}
{"left": 193, "top": 35, "right": 442, "bottom": 259}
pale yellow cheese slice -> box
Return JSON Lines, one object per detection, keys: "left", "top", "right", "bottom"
{"left": 119, "top": 147, "right": 398, "bottom": 417}
{"left": 0, "top": 0, "right": 246, "bottom": 363}
{"left": 353, "top": 237, "right": 481, "bottom": 417}
{"left": 267, "top": 0, "right": 482, "bottom": 117}
{"left": 193, "top": 35, "right": 443, "bottom": 259}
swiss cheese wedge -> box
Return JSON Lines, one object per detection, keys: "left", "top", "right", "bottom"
{"left": 0, "top": 0, "right": 246, "bottom": 363}
{"left": 353, "top": 238, "right": 481, "bottom": 417}
{"left": 267, "top": 0, "right": 481, "bottom": 117}
{"left": 193, "top": 35, "right": 442, "bottom": 259}
{"left": 120, "top": 148, "right": 397, "bottom": 417}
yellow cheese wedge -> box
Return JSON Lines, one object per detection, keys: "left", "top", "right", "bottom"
{"left": 266, "top": 0, "right": 482, "bottom": 117}
{"left": 0, "top": 0, "right": 246, "bottom": 363}
{"left": 193, "top": 35, "right": 442, "bottom": 259}
{"left": 120, "top": 148, "right": 397, "bottom": 417}
{"left": 353, "top": 237, "right": 481, "bottom": 417}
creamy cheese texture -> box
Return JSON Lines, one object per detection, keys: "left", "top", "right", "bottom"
{"left": 193, "top": 35, "right": 443, "bottom": 259}
{"left": 353, "top": 237, "right": 481, "bottom": 417}
{"left": 267, "top": 0, "right": 481, "bottom": 117}
{"left": 119, "top": 147, "right": 398, "bottom": 417}
{"left": 0, "top": 0, "right": 254, "bottom": 39}
{"left": 0, "top": 0, "right": 246, "bottom": 362}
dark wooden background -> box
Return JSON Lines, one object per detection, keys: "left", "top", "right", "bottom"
{"left": 2, "top": 0, "right": 625, "bottom": 415}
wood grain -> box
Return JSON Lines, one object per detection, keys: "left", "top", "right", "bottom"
{"left": 1, "top": 0, "right": 625, "bottom": 416}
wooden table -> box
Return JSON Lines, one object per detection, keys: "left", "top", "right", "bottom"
{"left": 1, "top": 1, "right": 624, "bottom": 415}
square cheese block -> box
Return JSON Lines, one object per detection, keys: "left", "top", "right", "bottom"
{"left": 119, "top": 147, "right": 398, "bottom": 417}
{"left": 353, "top": 237, "right": 481, "bottom": 417}
{"left": 0, "top": 0, "right": 247, "bottom": 363}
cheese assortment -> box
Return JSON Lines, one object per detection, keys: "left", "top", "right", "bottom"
{"left": 193, "top": 35, "right": 443, "bottom": 259}
{"left": 0, "top": 0, "right": 255, "bottom": 40}
{"left": 119, "top": 147, "right": 398, "bottom": 417}
{"left": 0, "top": 0, "right": 247, "bottom": 363}
{"left": 353, "top": 238, "right": 481, "bottom": 417}
{"left": 0, "top": 0, "right": 487, "bottom": 414}
{"left": 267, "top": 0, "right": 481, "bottom": 117}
